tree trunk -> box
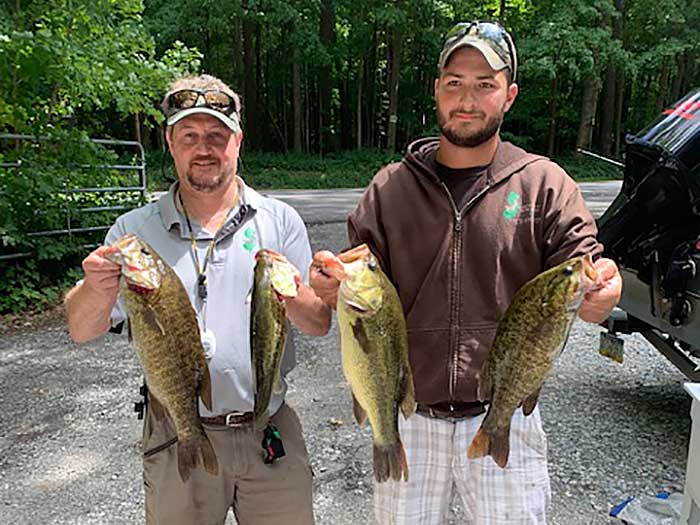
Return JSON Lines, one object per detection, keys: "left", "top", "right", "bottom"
{"left": 670, "top": 54, "right": 686, "bottom": 102}
{"left": 319, "top": 0, "right": 335, "bottom": 154}
{"left": 366, "top": 29, "right": 378, "bottom": 148}
{"left": 599, "top": 65, "right": 616, "bottom": 157}
{"left": 498, "top": 0, "right": 507, "bottom": 23}
{"left": 304, "top": 63, "right": 310, "bottom": 153}
{"left": 133, "top": 113, "right": 142, "bottom": 144}
{"left": 597, "top": 0, "right": 623, "bottom": 156}
{"left": 386, "top": 25, "right": 402, "bottom": 152}
{"left": 576, "top": 75, "right": 601, "bottom": 151}
{"left": 292, "top": 47, "right": 302, "bottom": 153}
{"left": 680, "top": 52, "right": 695, "bottom": 95}
{"left": 547, "top": 74, "right": 559, "bottom": 157}
{"left": 232, "top": 16, "right": 245, "bottom": 88}
{"left": 340, "top": 64, "right": 352, "bottom": 149}
{"left": 356, "top": 59, "right": 363, "bottom": 150}
{"left": 655, "top": 60, "right": 671, "bottom": 115}
{"left": 613, "top": 69, "right": 626, "bottom": 158}
{"left": 242, "top": 6, "right": 258, "bottom": 149}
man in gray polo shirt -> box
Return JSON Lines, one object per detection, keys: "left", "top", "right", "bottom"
{"left": 64, "top": 74, "right": 331, "bottom": 524}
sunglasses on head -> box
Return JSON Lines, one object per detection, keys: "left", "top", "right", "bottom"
{"left": 166, "top": 89, "right": 239, "bottom": 117}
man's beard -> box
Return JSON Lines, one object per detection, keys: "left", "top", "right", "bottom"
{"left": 437, "top": 103, "right": 505, "bottom": 148}
{"left": 186, "top": 161, "right": 234, "bottom": 193}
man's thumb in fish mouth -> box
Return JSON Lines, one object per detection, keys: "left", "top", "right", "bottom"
{"left": 579, "top": 261, "right": 622, "bottom": 323}
{"left": 593, "top": 258, "right": 619, "bottom": 283}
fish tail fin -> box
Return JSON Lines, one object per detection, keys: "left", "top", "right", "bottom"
{"left": 373, "top": 437, "right": 409, "bottom": 483}
{"left": 176, "top": 431, "right": 219, "bottom": 482}
{"left": 467, "top": 423, "right": 511, "bottom": 469}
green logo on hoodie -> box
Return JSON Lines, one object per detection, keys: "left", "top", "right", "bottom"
{"left": 503, "top": 191, "right": 521, "bottom": 220}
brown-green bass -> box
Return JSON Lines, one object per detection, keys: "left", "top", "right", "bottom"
{"left": 105, "top": 233, "right": 218, "bottom": 482}
{"left": 251, "top": 249, "right": 300, "bottom": 427}
{"left": 468, "top": 254, "right": 599, "bottom": 468}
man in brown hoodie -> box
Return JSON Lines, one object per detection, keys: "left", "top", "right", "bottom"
{"left": 311, "top": 21, "right": 622, "bottom": 525}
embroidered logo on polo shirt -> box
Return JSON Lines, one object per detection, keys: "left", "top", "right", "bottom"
{"left": 242, "top": 226, "right": 256, "bottom": 252}
{"left": 503, "top": 191, "right": 521, "bottom": 220}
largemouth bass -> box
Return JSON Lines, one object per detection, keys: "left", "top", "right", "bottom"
{"left": 251, "top": 249, "right": 300, "bottom": 427}
{"left": 105, "top": 233, "right": 218, "bottom": 482}
{"left": 468, "top": 254, "right": 599, "bottom": 468}
{"left": 315, "top": 244, "right": 415, "bottom": 482}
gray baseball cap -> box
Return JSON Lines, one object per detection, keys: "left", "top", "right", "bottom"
{"left": 438, "top": 21, "right": 517, "bottom": 82}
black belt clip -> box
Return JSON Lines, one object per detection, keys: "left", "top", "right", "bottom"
{"left": 134, "top": 383, "right": 148, "bottom": 420}
{"left": 261, "top": 422, "right": 286, "bottom": 464}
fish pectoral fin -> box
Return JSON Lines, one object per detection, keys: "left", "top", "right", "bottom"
{"left": 352, "top": 393, "right": 368, "bottom": 426}
{"left": 142, "top": 305, "right": 166, "bottom": 336}
{"left": 148, "top": 392, "right": 168, "bottom": 422}
{"left": 399, "top": 364, "right": 416, "bottom": 419}
{"left": 521, "top": 387, "right": 542, "bottom": 416}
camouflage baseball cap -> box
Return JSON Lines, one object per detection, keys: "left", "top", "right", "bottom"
{"left": 161, "top": 75, "right": 242, "bottom": 133}
{"left": 438, "top": 21, "right": 517, "bottom": 82}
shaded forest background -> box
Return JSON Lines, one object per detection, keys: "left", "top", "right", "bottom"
{"left": 3, "top": 0, "right": 700, "bottom": 157}
{"left": 1, "top": 0, "right": 700, "bottom": 313}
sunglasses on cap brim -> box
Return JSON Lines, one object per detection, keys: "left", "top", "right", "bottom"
{"left": 165, "top": 89, "right": 239, "bottom": 118}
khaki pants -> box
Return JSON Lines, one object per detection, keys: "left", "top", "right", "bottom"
{"left": 142, "top": 401, "right": 314, "bottom": 525}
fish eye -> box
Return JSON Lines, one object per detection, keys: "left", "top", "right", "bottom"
{"left": 368, "top": 259, "right": 377, "bottom": 272}
{"left": 563, "top": 266, "right": 573, "bottom": 276}
{"left": 140, "top": 248, "right": 149, "bottom": 255}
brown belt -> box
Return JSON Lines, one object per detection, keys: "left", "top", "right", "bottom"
{"left": 200, "top": 411, "right": 254, "bottom": 427}
{"left": 416, "top": 401, "right": 486, "bottom": 420}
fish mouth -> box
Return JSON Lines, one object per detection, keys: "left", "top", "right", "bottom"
{"left": 127, "top": 283, "right": 156, "bottom": 295}
{"left": 255, "top": 248, "right": 285, "bottom": 262}
{"left": 313, "top": 251, "right": 348, "bottom": 280}
{"left": 345, "top": 300, "right": 370, "bottom": 314}
{"left": 337, "top": 244, "right": 370, "bottom": 264}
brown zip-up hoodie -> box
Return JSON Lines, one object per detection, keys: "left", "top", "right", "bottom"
{"left": 348, "top": 137, "right": 602, "bottom": 406}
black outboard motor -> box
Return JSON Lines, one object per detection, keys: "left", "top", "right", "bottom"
{"left": 597, "top": 89, "right": 700, "bottom": 379}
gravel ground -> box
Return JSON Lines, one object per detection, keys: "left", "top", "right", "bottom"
{"left": 0, "top": 221, "right": 692, "bottom": 525}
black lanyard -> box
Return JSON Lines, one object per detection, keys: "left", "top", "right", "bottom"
{"left": 178, "top": 192, "right": 236, "bottom": 300}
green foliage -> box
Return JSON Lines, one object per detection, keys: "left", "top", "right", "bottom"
{"left": 0, "top": 0, "right": 201, "bottom": 314}
{"left": 0, "top": 258, "right": 84, "bottom": 313}
{"left": 0, "top": 0, "right": 201, "bottom": 133}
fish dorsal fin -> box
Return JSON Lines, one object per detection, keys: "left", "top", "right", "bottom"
{"left": 350, "top": 318, "right": 371, "bottom": 354}
{"left": 148, "top": 392, "right": 168, "bottom": 421}
{"left": 352, "top": 393, "right": 368, "bottom": 425}
{"left": 521, "top": 386, "right": 541, "bottom": 416}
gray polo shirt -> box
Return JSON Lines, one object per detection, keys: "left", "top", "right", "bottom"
{"left": 106, "top": 179, "right": 311, "bottom": 418}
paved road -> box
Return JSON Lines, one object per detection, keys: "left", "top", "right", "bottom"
{"left": 262, "top": 181, "right": 623, "bottom": 224}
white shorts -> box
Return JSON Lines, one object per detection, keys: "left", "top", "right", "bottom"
{"left": 374, "top": 406, "right": 551, "bottom": 525}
